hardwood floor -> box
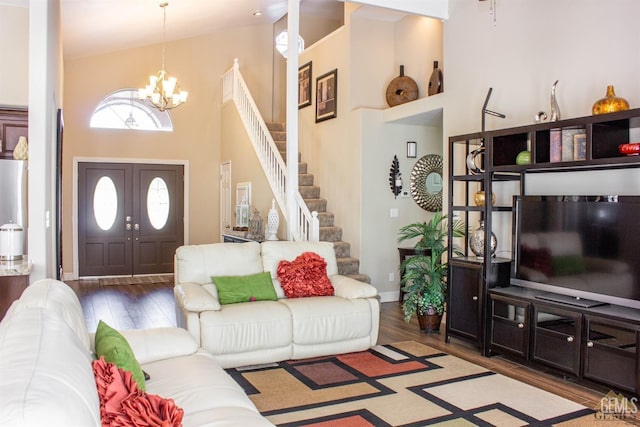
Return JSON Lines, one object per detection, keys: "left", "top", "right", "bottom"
{"left": 68, "top": 279, "right": 612, "bottom": 411}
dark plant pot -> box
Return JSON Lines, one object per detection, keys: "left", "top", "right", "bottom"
{"left": 417, "top": 307, "right": 442, "bottom": 333}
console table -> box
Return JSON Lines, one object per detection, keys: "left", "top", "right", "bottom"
{"left": 0, "top": 258, "right": 31, "bottom": 320}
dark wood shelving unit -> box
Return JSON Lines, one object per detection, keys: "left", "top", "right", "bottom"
{"left": 446, "top": 107, "right": 640, "bottom": 360}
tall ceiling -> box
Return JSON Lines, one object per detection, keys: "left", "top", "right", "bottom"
{"left": 60, "top": 0, "right": 344, "bottom": 59}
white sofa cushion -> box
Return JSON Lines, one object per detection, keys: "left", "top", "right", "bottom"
{"left": 142, "top": 351, "right": 270, "bottom": 426}
{"left": 199, "top": 300, "right": 292, "bottom": 358}
{"left": 280, "top": 296, "right": 374, "bottom": 345}
{"left": 10, "top": 278, "right": 91, "bottom": 350}
{"left": 120, "top": 327, "right": 199, "bottom": 364}
{"left": 175, "top": 242, "right": 263, "bottom": 285}
{"left": 0, "top": 308, "right": 100, "bottom": 427}
{"left": 330, "top": 274, "right": 378, "bottom": 299}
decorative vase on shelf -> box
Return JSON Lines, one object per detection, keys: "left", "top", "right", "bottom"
{"left": 550, "top": 80, "right": 561, "bottom": 122}
{"left": 592, "top": 85, "right": 630, "bottom": 115}
{"left": 13, "top": 136, "right": 28, "bottom": 160}
{"left": 468, "top": 220, "right": 497, "bottom": 258}
{"left": 266, "top": 199, "right": 279, "bottom": 241}
{"left": 427, "top": 60, "right": 443, "bottom": 96}
{"left": 473, "top": 190, "right": 496, "bottom": 207}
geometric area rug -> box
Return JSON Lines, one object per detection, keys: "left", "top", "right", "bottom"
{"left": 226, "top": 341, "right": 598, "bottom": 426}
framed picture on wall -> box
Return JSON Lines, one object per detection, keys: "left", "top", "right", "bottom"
{"left": 298, "top": 61, "right": 312, "bottom": 109}
{"left": 315, "top": 69, "right": 337, "bottom": 123}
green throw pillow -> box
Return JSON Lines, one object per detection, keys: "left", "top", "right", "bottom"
{"left": 94, "top": 320, "right": 146, "bottom": 391}
{"left": 552, "top": 255, "right": 587, "bottom": 276}
{"left": 212, "top": 272, "right": 278, "bottom": 305}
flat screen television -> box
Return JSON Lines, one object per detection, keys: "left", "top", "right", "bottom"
{"left": 513, "top": 195, "right": 640, "bottom": 309}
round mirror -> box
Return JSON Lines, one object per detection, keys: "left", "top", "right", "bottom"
{"left": 410, "top": 154, "right": 443, "bottom": 212}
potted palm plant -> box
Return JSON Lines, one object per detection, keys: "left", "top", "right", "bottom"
{"left": 398, "top": 211, "right": 465, "bottom": 332}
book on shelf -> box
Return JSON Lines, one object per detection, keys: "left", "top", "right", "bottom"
{"left": 550, "top": 129, "right": 562, "bottom": 162}
{"left": 561, "top": 128, "right": 586, "bottom": 162}
{"left": 573, "top": 133, "right": 587, "bottom": 161}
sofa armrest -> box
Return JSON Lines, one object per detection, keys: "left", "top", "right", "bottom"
{"left": 120, "top": 327, "right": 199, "bottom": 364}
{"left": 174, "top": 282, "right": 221, "bottom": 312}
{"left": 330, "top": 275, "right": 378, "bottom": 299}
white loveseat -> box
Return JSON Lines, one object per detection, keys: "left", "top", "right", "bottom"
{"left": 174, "top": 241, "right": 380, "bottom": 368}
{"left": 0, "top": 279, "right": 273, "bottom": 427}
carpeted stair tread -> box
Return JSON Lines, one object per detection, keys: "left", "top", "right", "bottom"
{"left": 332, "top": 241, "right": 350, "bottom": 258}
{"left": 299, "top": 185, "right": 320, "bottom": 199}
{"left": 266, "top": 122, "right": 285, "bottom": 132}
{"left": 337, "top": 257, "right": 360, "bottom": 275}
{"left": 319, "top": 226, "right": 342, "bottom": 242}
{"left": 299, "top": 173, "right": 314, "bottom": 186}
{"left": 344, "top": 273, "right": 371, "bottom": 284}
{"left": 317, "top": 212, "right": 335, "bottom": 228}
{"left": 299, "top": 162, "right": 307, "bottom": 174}
{"left": 305, "top": 198, "right": 327, "bottom": 212}
{"left": 271, "top": 131, "right": 286, "bottom": 141}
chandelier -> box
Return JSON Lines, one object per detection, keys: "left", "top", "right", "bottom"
{"left": 138, "top": 2, "right": 188, "bottom": 111}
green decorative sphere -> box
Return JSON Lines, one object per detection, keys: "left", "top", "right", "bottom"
{"left": 516, "top": 150, "right": 531, "bottom": 165}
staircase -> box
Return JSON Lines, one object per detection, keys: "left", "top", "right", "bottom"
{"left": 267, "top": 123, "right": 370, "bottom": 283}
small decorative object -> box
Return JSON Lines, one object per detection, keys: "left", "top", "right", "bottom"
{"left": 427, "top": 60, "right": 443, "bottom": 96}
{"left": 550, "top": 80, "right": 561, "bottom": 122}
{"left": 619, "top": 143, "right": 640, "bottom": 156}
{"left": 389, "top": 155, "right": 402, "bottom": 198}
{"left": 466, "top": 146, "right": 484, "bottom": 174}
{"left": 385, "top": 65, "right": 418, "bottom": 107}
{"left": 13, "top": 136, "right": 28, "bottom": 160}
{"left": 406, "top": 141, "right": 417, "bottom": 158}
{"left": 266, "top": 199, "right": 280, "bottom": 241}
{"left": 481, "top": 87, "right": 506, "bottom": 132}
{"left": 516, "top": 150, "right": 531, "bottom": 165}
{"left": 247, "top": 209, "right": 264, "bottom": 241}
{"left": 592, "top": 85, "right": 629, "bottom": 115}
{"left": 473, "top": 190, "right": 496, "bottom": 207}
{"left": 410, "top": 154, "right": 443, "bottom": 212}
{"left": 316, "top": 69, "right": 338, "bottom": 122}
{"left": 534, "top": 111, "right": 548, "bottom": 122}
{"left": 298, "top": 61, "right": 312, "bottom": 109}
{"left": 468, "top": 220, "right": 497, "bottom": 258}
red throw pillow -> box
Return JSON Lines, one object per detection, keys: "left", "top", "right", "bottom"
{"left": 277, "top": 252, "right": 334, "bottom": 298}
{"left": 93, "top": 356, "right": 184, "bottom": 427}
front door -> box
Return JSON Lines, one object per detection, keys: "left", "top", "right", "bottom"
{"left": 78, "top": 162, "right": 184, "bottom": 277}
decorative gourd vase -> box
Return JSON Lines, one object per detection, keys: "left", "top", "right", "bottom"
{"left": 592, "top": 85, "right": 629, "bottom": 115}
{"left": 473, "top": 190, "right": 496, "bottom": 207}
{"left": 13, "top": 136, "right": 28, "bottom": 160}
{"left": 468, "top": 220, "right": 497, "bottom": 258}
{"left": 266, "top": 199, "right": 279, "bottom": 241}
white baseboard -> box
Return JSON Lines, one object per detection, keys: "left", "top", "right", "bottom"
{"left": 378, "top": 291, "right": 400, "bottom": 303}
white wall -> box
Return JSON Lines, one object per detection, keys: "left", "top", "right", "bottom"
{"left": 443, "top": 0, "right": 640, "bottom": 256}
{"left": 0, "top": 5, "right": 28, "bottom": 107}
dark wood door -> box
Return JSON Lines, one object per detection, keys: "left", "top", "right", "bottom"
{"left": 78, "top": 162, "right": 184, "bottom": 277}
{"left": 532, "top": 304, "right": 582, "bottom": 376}
{"left": 447, "top": 260, "right": 482, "bottom": 344}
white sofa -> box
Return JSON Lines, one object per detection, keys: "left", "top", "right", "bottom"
{"left": 0, "top": 279, "right": 273, "bottom": 427}
{"left": 174, "top": 241, "right": 380, "bottom": 368}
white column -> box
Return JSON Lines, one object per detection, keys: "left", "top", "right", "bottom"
{"left": 285, "top": 0, "right": 300, "bottom": 240}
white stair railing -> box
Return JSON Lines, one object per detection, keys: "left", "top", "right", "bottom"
{"left": 222, "top": 59, "right": 319, "bottom": 241}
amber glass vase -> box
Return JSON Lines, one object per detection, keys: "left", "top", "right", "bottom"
{"left": 592, "top": 85, "right": 629, "bottom": 115}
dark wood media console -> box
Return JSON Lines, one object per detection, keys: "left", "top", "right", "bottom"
{"left": 489, "top": 286, "right": 640, "bottom": 395}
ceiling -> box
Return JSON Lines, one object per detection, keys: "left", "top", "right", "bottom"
{"left": 60, "top": 0, "right": 344, "bottom": 59}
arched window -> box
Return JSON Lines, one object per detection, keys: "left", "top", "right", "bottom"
{"left": 90, "top": 88, "right": 173, "bottom": 131}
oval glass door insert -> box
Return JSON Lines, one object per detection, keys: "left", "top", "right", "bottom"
{"left": 93, "top": 176, "right": 118, "bottom": 231}
{"left": 147, "top": 177, "right": 170, "bottom": 230}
